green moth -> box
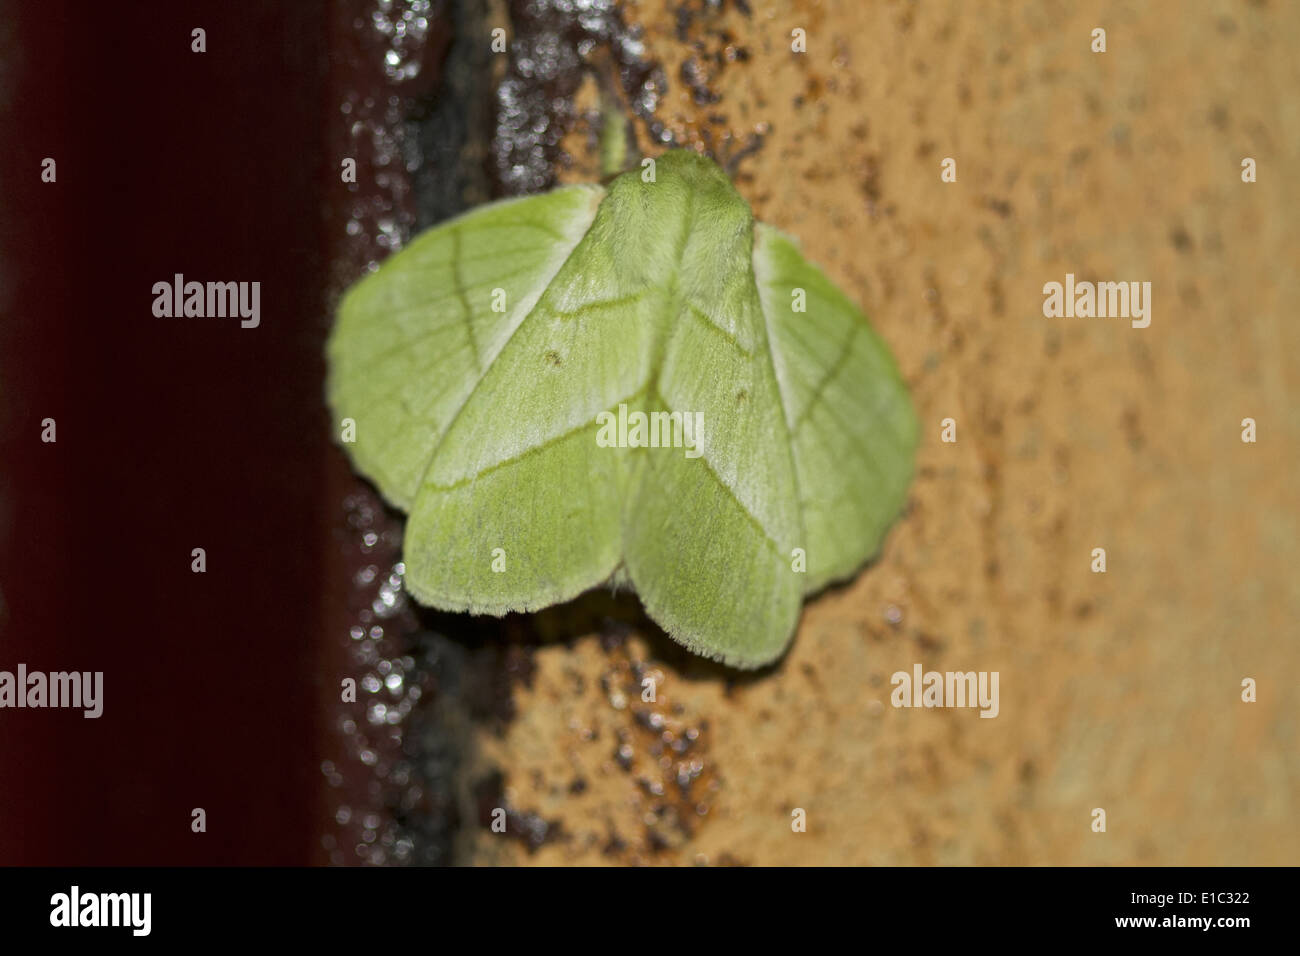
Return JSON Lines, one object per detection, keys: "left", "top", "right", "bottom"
{"left": 327, "top": 150, "right": 917, "bottom": 668}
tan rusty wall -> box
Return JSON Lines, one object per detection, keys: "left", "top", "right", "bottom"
{"left": 470, "top": 0, "right": 1299, "bottom": 865}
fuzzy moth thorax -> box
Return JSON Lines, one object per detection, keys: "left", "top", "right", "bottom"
{"left": 591, "top": 150, "right": 755, "bottom": 292}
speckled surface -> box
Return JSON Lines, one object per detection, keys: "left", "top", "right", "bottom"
{"left": 453, "top": 0, "right": 1298, "bottom": 865}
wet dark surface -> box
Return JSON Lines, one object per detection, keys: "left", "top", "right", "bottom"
{"left": 490, "top": 0, "right": 669, "bottom": 195}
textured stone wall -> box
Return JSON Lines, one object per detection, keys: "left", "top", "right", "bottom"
{"left": 467, "top": 0, "right": 1299, "bottom": 866}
